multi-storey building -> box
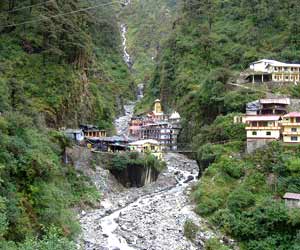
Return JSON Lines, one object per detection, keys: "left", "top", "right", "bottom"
{"left": 248, "top": 59, "right": 300, "bottom": 84}
{"left": 80, "top": 124, "right": 107, "bottom": 138}
{"left": 245, "top": 115, "right": 281, "bottom": 153}
{"left": 281, "top": 112, "right": 300, "bottom": 143}
{"left": 128, "top": 139, "right": 163, "bottom": 160}
{"left": 140, "top": 122, "right": 181, "bottom": 151}
{"left": 128, "top": 117, "right": 144, "bottom": 138}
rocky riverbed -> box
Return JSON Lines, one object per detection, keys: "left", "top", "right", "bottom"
{"left": 78, "top": 153, "right": 226, "bottom": 250}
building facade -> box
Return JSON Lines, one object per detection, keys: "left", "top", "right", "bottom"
{"left": 283, "top": 193, "right": 300, "bottom": 209}
{"left": 64, "top": 129, "right": 85, "bottom": 142}
{"left": 80, "top": 124, "right": 107, "bottom": 138}
{"left": 245, "top": 115, "right": 281, "bottom": 153}
{"left": 249, "top": 59, "right": 300, "bottom": 84}
{"left": 128, "top": 139, "right": 163, "bottom": 160}
{"left": 246, "top": 115, "right": 281, "bottom": 140}
{"left": 281, "top": 112, "right": 300, "bottom": 143}
{"left": 140, "top": 122, "right": 180, "bottom": 151}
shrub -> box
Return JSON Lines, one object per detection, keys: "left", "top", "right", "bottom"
{"left": 227, "top": 188, "right": 255, "bottom": 213}
{"left": 184, "top": 219, "right": 199, "bottom": 242}
{"left": 219, "top": 156, "right": 244, "bottom": 179}
{"left": 205, "top": 238, "right": 230, "bottom": 250}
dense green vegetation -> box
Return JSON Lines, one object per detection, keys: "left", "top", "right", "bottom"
{"left": 0, "top": 0, "right": 132, "bottom": 247}
{"left": 139, "top": 0, "right": 300, "bottom": 248}
{"left": 0, "top": 112, "right": 99, "bottom": 246}
{"left": 120, "top": 0, "right": 178, "bottom": 114}
{"left": 193, "top": 140, "right": 300, "bottom": 249}
{"left": 146, "top": 0, "right": 300, "bottom": 139}
{"left": 109, "top": 152, "right": 166, "bottom": 187}
{"left": 0, "top": 0, "right": 134, "bottom": 130}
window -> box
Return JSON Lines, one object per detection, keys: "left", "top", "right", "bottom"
{"left": 291, "top": 136, "right": 298, "bottom": 141}
{"left": 252, "top": 121, "right": 258, "bottom": 127}
{"left": 285, "top": 76, "right": 289, "bottom": 80}
{"left": 252, "top": 131, "right": 257, "bottom": 136}
{"left": 266, "top": 131, "right": 271, "bottom": 136}
{"left": 296, "top": 117, "right": 300, "bottom": 123}
{"left": 292, "top": 128, "right": 297, "bottom": 132}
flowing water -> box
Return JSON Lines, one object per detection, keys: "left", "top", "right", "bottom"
{"left": 79, "top": 1, "right": 207, "bottom": 249}
{"left": 80, "top": 153, "right": 201, "bottom": 250}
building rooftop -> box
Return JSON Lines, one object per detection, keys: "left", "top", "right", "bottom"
{"left": 170, "top": 111, "right": 181, "bottom": 119}
{"left": 246, "top": 115, "right": 281, "bottom": 122}
{"left": 283, "top": 112, "right": 300, "bottom": 118}
{"left": 64, "top": 129, "right": 83, "bottom": 134}
{"left": 252, "top": 59, "right": 300, "bottom": 68}
{"left": 260, "top": 98, "right": 290, "bottom": 105}
{"left": 283, "top": 193, "right": 300, "bottom": 200}
{"left": 129, "top": 139, "right": 160, "bottom": 146}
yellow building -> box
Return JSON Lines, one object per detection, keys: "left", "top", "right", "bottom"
{"left": 249, "top": 59, "right": 300, "bottom": 84}
{"left": 281, "top": 112, "right": 300, "bottom": 143}
{"left": 154, "top": 99, "right": 163, "bottom": 114}
{"left": 128, "top": 139, "right": 163, "bottom": 160}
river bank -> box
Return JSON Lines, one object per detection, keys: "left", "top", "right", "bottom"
{"left": 78, "top": 153, "right": 224, "bottom": 250}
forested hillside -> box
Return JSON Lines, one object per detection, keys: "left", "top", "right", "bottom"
{"left": 120, "top": 0, "right": 177, "bottom": 113}
{"left": 0, "top": 0, "right": 132, "bottom": 248}
{"left": 145, "top": 0, "right": 300, "bottom": 249}
{"left": 0, "top": 0, "right": 134, "bottom": 129}
{"left": 147, "top": 0, "right": 300, "bottom": 139}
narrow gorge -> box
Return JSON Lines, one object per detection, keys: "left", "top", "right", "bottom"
{"left": 78, "top": 1, "right": 222, "bottom": 249}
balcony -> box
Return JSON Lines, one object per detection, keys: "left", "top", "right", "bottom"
{"left": 281, "top": 122, "right": 300, "bottom": 126}
{"left": 245, "top": 126, "right": 280, "bottom": 130}
{"left": 282, "top": 131, "right": 300, "bottom": 136}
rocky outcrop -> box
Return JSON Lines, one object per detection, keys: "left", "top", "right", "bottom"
{"left": 110, "top": 163, "right": 159, "bottom": 188}
{"left": 78, "top": 153, "right": 234, "bottom": 250}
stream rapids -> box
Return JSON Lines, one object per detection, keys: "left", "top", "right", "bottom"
{"left": 79, "top": 153, "right": 201, "bottom": 250}
{"left": 78, "top": 1, "right": 210, "bottom": 249}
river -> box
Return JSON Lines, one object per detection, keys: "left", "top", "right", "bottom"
{"left": 80, "top": 152, "right": 203, "bottom": 250}
{"left": 79, "top": 1, "right": 214, "bottom": 249}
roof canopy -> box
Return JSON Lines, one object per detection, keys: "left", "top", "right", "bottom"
{"left": 129, "top": 139, "right": 160, "bottom": 146}
{"left": 283, "top": 193, "right": 300, "bottom": 200}
{"left": 283, "top": 112, "right": 300, "bottom": 118}
{"left": 246, "top": 115, "right": 281, "bottom": 122}
{"left": 252, "top": 59, "right": 300, "bottom": 67}
{"left": 170, "top": 111, "right": 181, "bottom": 119}
{"left": 260, "top": 98, "right": 290, "bottom": 105}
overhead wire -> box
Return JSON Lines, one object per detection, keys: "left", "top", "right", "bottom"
{"left": 0, "top": 1, "right": 123, "bottom": 28}
{"left": 1, "top": 0, "right": 53, "bottom": 13}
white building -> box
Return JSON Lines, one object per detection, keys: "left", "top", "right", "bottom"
{"left": 249, "top": 59, "right": 300, "bottom": 83}
{"left": 64, "top": 129, "right": 85, "bottom": 142}
{"left": 245, "top": 115, "right": 281, "bottom": 140}
{"left": 245, "top": 115, "right": 281, "bottom": 153}
{"left": 283, "top": 193, "right": 300, "bottom": 209}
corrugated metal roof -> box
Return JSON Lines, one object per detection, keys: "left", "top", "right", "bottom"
{"left": 283, "top": 112, "right": 300, "bottom": 118}
{"left": 252, "top": 59, "right": 300, "bottom": 67}
{"left": 283, "top": 193, "right": 300, "bottom": 200}
{"left": 246, "top": 115, "right": 281, "bottom": 121}
{"left": 260, "top": 98, "right": 290, "bottom": 105}
{"left": 64, "top": 129, "right": 83, "bottom": 134}
{"left": 129, "top": 139, "right": 160, "bottom": 146}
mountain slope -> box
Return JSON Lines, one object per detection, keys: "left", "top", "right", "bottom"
{"left": 147, "top": 0, "right": 300, "bottom": 140}
{"left": 0, "top": 0, "right": 134, "bottom": 130}
{"left": 0, "top": 0, "right": 133, "bottom": 247}
{"left": 119, "top": 0, "right": 178, "bottom": 113}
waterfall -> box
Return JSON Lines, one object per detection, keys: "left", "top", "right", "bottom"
{"left": 121, "top": 23, "right": 132, "bottom": 66}
{"left": 144, "top": 166, "right": 152, "bottom": 185}
{"left": 137, "top": 83, "right": 144, "bottom": 100}
{"left": 120, "top": 0, "right": 132, "bottom": 67}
